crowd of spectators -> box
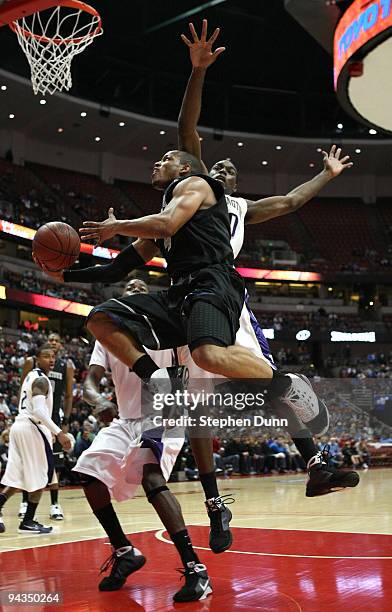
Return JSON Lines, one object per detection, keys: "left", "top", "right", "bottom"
{"left": 177, "top": 433, "right": 373, "bottom": 480}
{"left": 0, "top": 329, "right": 391, "bottom": 486}
{"left": 340, "top": 247, "right": 392, "bottom": 273}
{"left": 0, "top": 165, "right": 66, "bottom": 230}
{"left": 1, "top": 268, "right": 103, "bottom": 305}
{"left": 256, "top": 310, "right": 365, "bottom": 333}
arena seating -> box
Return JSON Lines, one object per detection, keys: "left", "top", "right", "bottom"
{"left": 298, "top": 198, "right": 378, "bottom": 264}
{"left": 1, "top": 158, "right": 391, "bottom": 272}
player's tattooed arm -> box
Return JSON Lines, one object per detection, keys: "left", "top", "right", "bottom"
{"left": 178, "top": 19, "right": 224, "bottom": 172}
{"left": 80, "top": 178, "right": 210, "bottom": 241}
{"left": 245, "top": 145, "right": 353, "bottom": 225}
{"left": 84, "top": 365, "right": 118, "bottom": 423}
{"left": 32, "top": 377, "right": 49, "bottom": 397}
{"left": 31, "top": 377, "right": 70, "bottom": 446}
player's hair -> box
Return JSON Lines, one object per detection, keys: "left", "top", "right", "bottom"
{"left": 177, "top": 150, "right": 204, "bottom": 174}
{"left": 37, "top": 343, "right": 54, "bottom": 356}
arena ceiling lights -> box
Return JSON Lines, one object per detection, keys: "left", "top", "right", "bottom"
{"left": 334, "top": 0, "right": 392, "bottom": 134}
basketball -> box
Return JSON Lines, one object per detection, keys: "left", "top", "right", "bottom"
{"left": 33, "top": 222, "right": 80, "bottom": 271}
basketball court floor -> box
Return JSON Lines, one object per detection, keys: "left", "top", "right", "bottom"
{"left": 1, "top": 469, "right": 391, "bottom": 611}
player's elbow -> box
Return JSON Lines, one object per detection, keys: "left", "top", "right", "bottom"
{"left": 159, "top": 221, "right": 175, "bottom": 238}
{"left": 284, "top": 194, "right": 300, "bottom": 211}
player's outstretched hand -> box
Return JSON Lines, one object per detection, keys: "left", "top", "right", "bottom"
{"left": 181, "top": 19, "right": 225, "bottom": 69}
{"left": 57, "top": 431, "right": 72, "bottom": 452}
{"left": 79, "top": 207, "right": 117, "bottom": 245}
{"left": 322, "top": 145, "right": 353, "bottom": 177}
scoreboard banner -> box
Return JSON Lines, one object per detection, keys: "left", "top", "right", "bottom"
{"left": 334, "top": 0, "right": 392, "bottom": 88}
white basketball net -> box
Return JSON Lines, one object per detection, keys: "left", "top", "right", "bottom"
{"left": 12, "top": 5, "right": 102, "bottom": 95}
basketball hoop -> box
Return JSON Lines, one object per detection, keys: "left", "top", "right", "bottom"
{"left": 1, "top": 0, "right": 103, "bottom": 95}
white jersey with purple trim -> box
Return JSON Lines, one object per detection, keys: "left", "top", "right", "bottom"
{"left": 17, "top": 368, "right": 53, "bottom": 423}
{"left": 226, "top": 194, "right": 275, "bottom": 369}
{"left": 89, "top": 342, "right": 173, "bottom": 419}
{"left": 226, "top": 194, "right": 248, "bottom": 259}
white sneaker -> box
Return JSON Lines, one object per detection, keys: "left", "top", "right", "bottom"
{"left": 282, "top": 374, "right": 330, "bottom": 436}
{"left": 0, "top": 511, "right": 5, "bottom": 533}
{"left": 50, "top": 503, "right": 64, "bottom": 520}
{"left": 18, "top": 501, "right": 27, "bottom": 519}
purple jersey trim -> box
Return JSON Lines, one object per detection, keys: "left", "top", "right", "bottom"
{"left": 141, "top": 428, "right": 164, "bottom": 463}
{"left": 244, "top": 294, "right": 277, "bottom": 370}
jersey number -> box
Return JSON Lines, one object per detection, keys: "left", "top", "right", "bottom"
{"left": 229, "top": 213, "right": 239, "bottom": 238}
{"left": 20, "top": 391, "right": 27, "bottom": 410}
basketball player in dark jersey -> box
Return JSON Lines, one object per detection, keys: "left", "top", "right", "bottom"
{"left": 19, "top": 332, "right": 74, "bottom": 520}
{"left": 79, "top": 152, "right": 323, "bottom": 426}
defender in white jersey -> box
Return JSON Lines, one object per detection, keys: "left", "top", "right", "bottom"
{"left": 74, "top": 279, "right": 212, "bottom": 603}
{"left": 0, "top": 344, "right": 71, "bottom": 535}
{"left": 75, "top": 322, "right": 180, "bottom": 500}
{"left": 177, "top": 18, "right": 359, "bottom": 499}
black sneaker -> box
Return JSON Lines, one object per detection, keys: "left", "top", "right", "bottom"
{"left": 283, "top": 374, "right": 330, "bottom": 436}
{"left": 306, "top": 445, "right": 360, "bottom": 497}
{"left": 173, "top": 562, "right": 212, "bottom": 602}
{"left": 18, "top": 519, "right": 53, "bottom": 534}
{"left": 99, "top": 545, "right": 146, "bottom": 591}
{"left": 205, "top": 494, "right": 234, "bottom": 553}
{"left": 0, "top": 511, "right": 5, "bottom": 533}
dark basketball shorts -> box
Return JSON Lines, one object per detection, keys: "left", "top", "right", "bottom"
{"left": 53, "top": 438, "right": 65, "bottom": 470}
{"left": 87, "top": 264, "right": 245, "bottom": 352}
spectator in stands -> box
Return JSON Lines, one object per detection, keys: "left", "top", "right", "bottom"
{"left": 268, "top": 437, "right": 288, "bottom": 472}
{"left": 357, "top": 439, "right": 370, "bottom": 469}
{"left": 74, "top": 423, "right": 95, "bottom": 459}
{"left": 342, "top": 440, "right": 362, "bottom": 468}
{"left": 0, "top": 429, "right": 9, "bottom": 477}
{"left": 213, "top": 437, "right": 240, "bottom": 473}
{"left": 0, "top": 395, "right": 11, "bottom": 417}
{"left": 325, "top": 437, "right": 344, "bottom": 468}
{"left": 287, "top": 440, "right": 306, "bottom": 471}
{"left": 183, "top": 445, "right": 199, "bottom": 480}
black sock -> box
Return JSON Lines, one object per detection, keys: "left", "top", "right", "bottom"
{"left": 24, "top": 502, "right": 38, "bottom": 523}
{"left": 200, "top": 471, "right": 219, "bottom": 500}
{"left": 50, "top": 488, "right": 58, "bottom": 505}
{"left": 268, "top": 372, "right": 292, "bottom": 398}
{"left": 94, "top": 504, "right": 131, "bottom": 550}
{"left": 171, "top": 529, "right": 199, "bottom": 567}
{"left": 22, "top": 490, "right": 28, "bottom": 503}
{"left": 132, "top": 354, "right": 159, "bottom": 382}
{"left": 0, "top": 492, "right": 7, "bottom": 509}
{"left": 292, "top": 432, "right": 318, "bottom": 463}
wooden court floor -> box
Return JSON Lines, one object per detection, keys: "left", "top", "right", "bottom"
{"left": 1, "top": 469, "right": 391, "bottom": 611}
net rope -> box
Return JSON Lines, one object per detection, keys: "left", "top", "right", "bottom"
{"left": 13, "top": 5, "right": 102, "bottom": 95}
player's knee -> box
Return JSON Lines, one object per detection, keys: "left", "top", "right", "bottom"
{"left": 142, "top": 464, "right": 166, "bottom": 495}
{"left": 192, "top": 344, "right": 222, "bottom": 372}
{"left": 77, "top": 473, "right": 99, "bottom": 488}
{"left": 86, "top": 311, "right": 109, "bottom": 338}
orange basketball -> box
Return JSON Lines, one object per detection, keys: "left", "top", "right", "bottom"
{"left": 33, "top": 222, "right": 80, "bottom": 271}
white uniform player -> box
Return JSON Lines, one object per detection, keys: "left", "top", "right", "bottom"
{"left": 178, "top": 194, "right": 276, "bottom": 378}
{"left": 2, "top": 368, "right": 59, "bottom": 492}
{"left": 74, "top": 343, "right": 184, "bottom": 502}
